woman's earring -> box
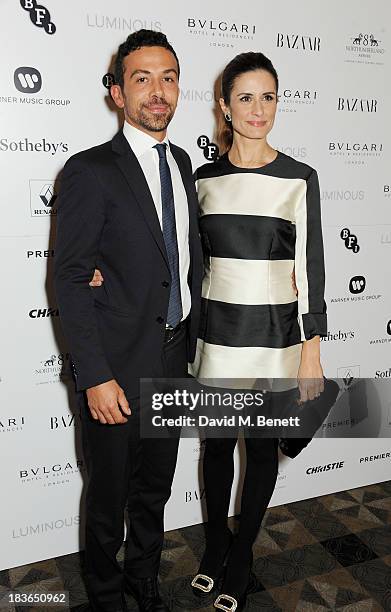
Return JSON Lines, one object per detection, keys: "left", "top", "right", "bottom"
{"left": 225, "top": 113, "right": 232, "bottom": 122}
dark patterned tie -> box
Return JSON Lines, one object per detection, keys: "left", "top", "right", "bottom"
{"left": 154, "top": 143, "right": 183, "bottom": 327}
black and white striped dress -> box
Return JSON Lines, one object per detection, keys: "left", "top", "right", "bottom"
{"left": 190, "top": 151, "right": 327, "bottom": 381}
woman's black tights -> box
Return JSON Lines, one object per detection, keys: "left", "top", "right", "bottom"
{"left": 202, "top": 436, "right": 279, "bottom": 566}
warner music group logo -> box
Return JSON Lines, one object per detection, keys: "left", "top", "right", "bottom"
{"left": 328, "top": 141, "right": 383, "bottom": 166}
{"left": 29, "top": 179, "right": 57, "bottom": 217}
{"left": 0, "top": 67, "right": 71, "bottom": 107}
{"left": 369, "top": 320, "right": 391, "bottom": 346}
{"left": 20, "top": 0, "right": 56, "bottom": 35}
{"left": 186, "top": 18, "right": 256, "bottom": 48}
{"left": 330, "top": 275, "right": 382, "bottom": 304}
{"left": 345, "top": 32, "right": 386, "bottom": 66}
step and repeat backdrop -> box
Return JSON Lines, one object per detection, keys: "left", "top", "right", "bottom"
{"left": 0, "top": 0, "right": 390, "bottom": 570}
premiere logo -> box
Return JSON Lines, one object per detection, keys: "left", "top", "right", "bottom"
{"left": 340, "top": 228, "right": 360, "bottom": 253}
{"left": 14, "top": 67, "right": 42, "bottom": 94}
{"left": 197, "top": 135, "right": 219, "bottom": 161}
{"left": 20, "top": 0, "right": 56, "bottom": 34}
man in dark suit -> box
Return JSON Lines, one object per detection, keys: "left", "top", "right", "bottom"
{"left": 54, "top": 30, "right": 202, "bottom": 612}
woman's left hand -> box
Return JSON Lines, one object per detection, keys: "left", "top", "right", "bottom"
{"left": 297, "top": 340, "right": 324, "bottom": 403}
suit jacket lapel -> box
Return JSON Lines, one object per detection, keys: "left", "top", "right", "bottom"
{"left": 112, "top": 131, "right": 169, "bottom": 268}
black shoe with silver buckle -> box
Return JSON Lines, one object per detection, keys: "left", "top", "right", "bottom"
{"left": 191, "top": 530, "right": 232, "bottom": 598}
{"left": 213, "top": 570, "right": 260, "bottom": 611}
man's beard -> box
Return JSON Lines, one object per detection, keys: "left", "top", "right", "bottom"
{"left": 131, "top": 99, "right": 174, "bottom": 132}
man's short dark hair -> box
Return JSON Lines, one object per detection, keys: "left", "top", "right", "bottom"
{"left": 114, "top": 29, "right": 180, "bottom": 88}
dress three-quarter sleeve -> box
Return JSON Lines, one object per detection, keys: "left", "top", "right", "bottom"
{"left": 294, "top": 169, "right": 327, "bottom": 341}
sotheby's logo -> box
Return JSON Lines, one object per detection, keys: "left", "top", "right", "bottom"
{"left": 14, "top": 67, "right": 42, "bottom": 94}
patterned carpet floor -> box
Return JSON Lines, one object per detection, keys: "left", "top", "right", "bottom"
{"left": 1, "top": 481, "right": 390, "bottom": 611}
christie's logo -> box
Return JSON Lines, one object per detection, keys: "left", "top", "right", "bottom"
{"left": 14, "top": 67, "right": 42, "bottom": 94}
{"left": 197, "top": 135, "right": 219, "bottom": 161}
{"left": 337, "top": 98, "right": 377, "bottom": 112}
{"left": 321, "top": 330, "right": 355, "bottom": 342}
{"left": 20, "top": 0, "right": 56, "bottom": 35}
{"left": 29, "top": 307, "right": 59, "bottom": 318}
{"left": 29, "top": 179, "right": 57, "bottom": 217}
{"left": 340, "top": 228, "right": 360, "bottom": 253}
{"left": 276, "top": 33, "right": 320, "bottom": 52}
{"left": 306, "top": 461, "right": 344, "bottom": 474}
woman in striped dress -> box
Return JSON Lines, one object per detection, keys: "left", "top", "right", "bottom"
{"left": 190, "top": 52, "right": 326, "bottom": 611}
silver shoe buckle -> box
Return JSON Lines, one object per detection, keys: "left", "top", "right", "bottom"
{"left": 191, "top": 573, "right": 214, "bottom": 593}
{"left": 214, "top": 593, "right": 238, "bottom": 612}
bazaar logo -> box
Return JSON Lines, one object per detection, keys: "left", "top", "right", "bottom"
{"left": 276, "top": 33, "right": 320, "bottom": 51}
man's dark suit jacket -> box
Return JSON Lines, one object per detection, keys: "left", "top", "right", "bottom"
{"left": 54, "top": 130, "right": 203, "bottom": 398}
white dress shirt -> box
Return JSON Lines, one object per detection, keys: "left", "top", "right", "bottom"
{"left": 123, "top": 121, "right": 191, "bottom": 321}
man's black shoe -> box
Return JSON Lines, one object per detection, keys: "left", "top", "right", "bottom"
{"left": 125, "top": 576, "right": 169, "bottom": 611}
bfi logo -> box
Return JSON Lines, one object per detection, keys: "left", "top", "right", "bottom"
{"left": 20, "top": 0, "right": 56, "bottom": 35}
{"left": 340, "top": 228, "right": 360, "bottom": 253}
{"left": 197, "top": 135, "right": 219, "bottom": 161}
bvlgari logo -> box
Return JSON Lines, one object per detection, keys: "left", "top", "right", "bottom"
{"left": 19, "top": 460, "right": 84, "bottom": 487}
{"left": 278, "top": 88, "right": 318, "bottom": 113}
{"left": 328, "top": 141, "right": 383, "bottom": 165}
{"left": 345, "top": 33, "right": 385, "bottom": 66}
{"left": 0, "top": 417, "right": 25, "bottom": 434}
{"left": 276, "top": 34, "right": 320, "bottom": 52}
{"left": 187, "top": 18, "right": 256, "bottom": 44}
{"left": 337, "top": 98, "right": 377, "bottom": 112}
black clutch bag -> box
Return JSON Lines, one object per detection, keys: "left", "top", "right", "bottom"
{"left": 278, "top": 377, "right": 340, "bottom": 458}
